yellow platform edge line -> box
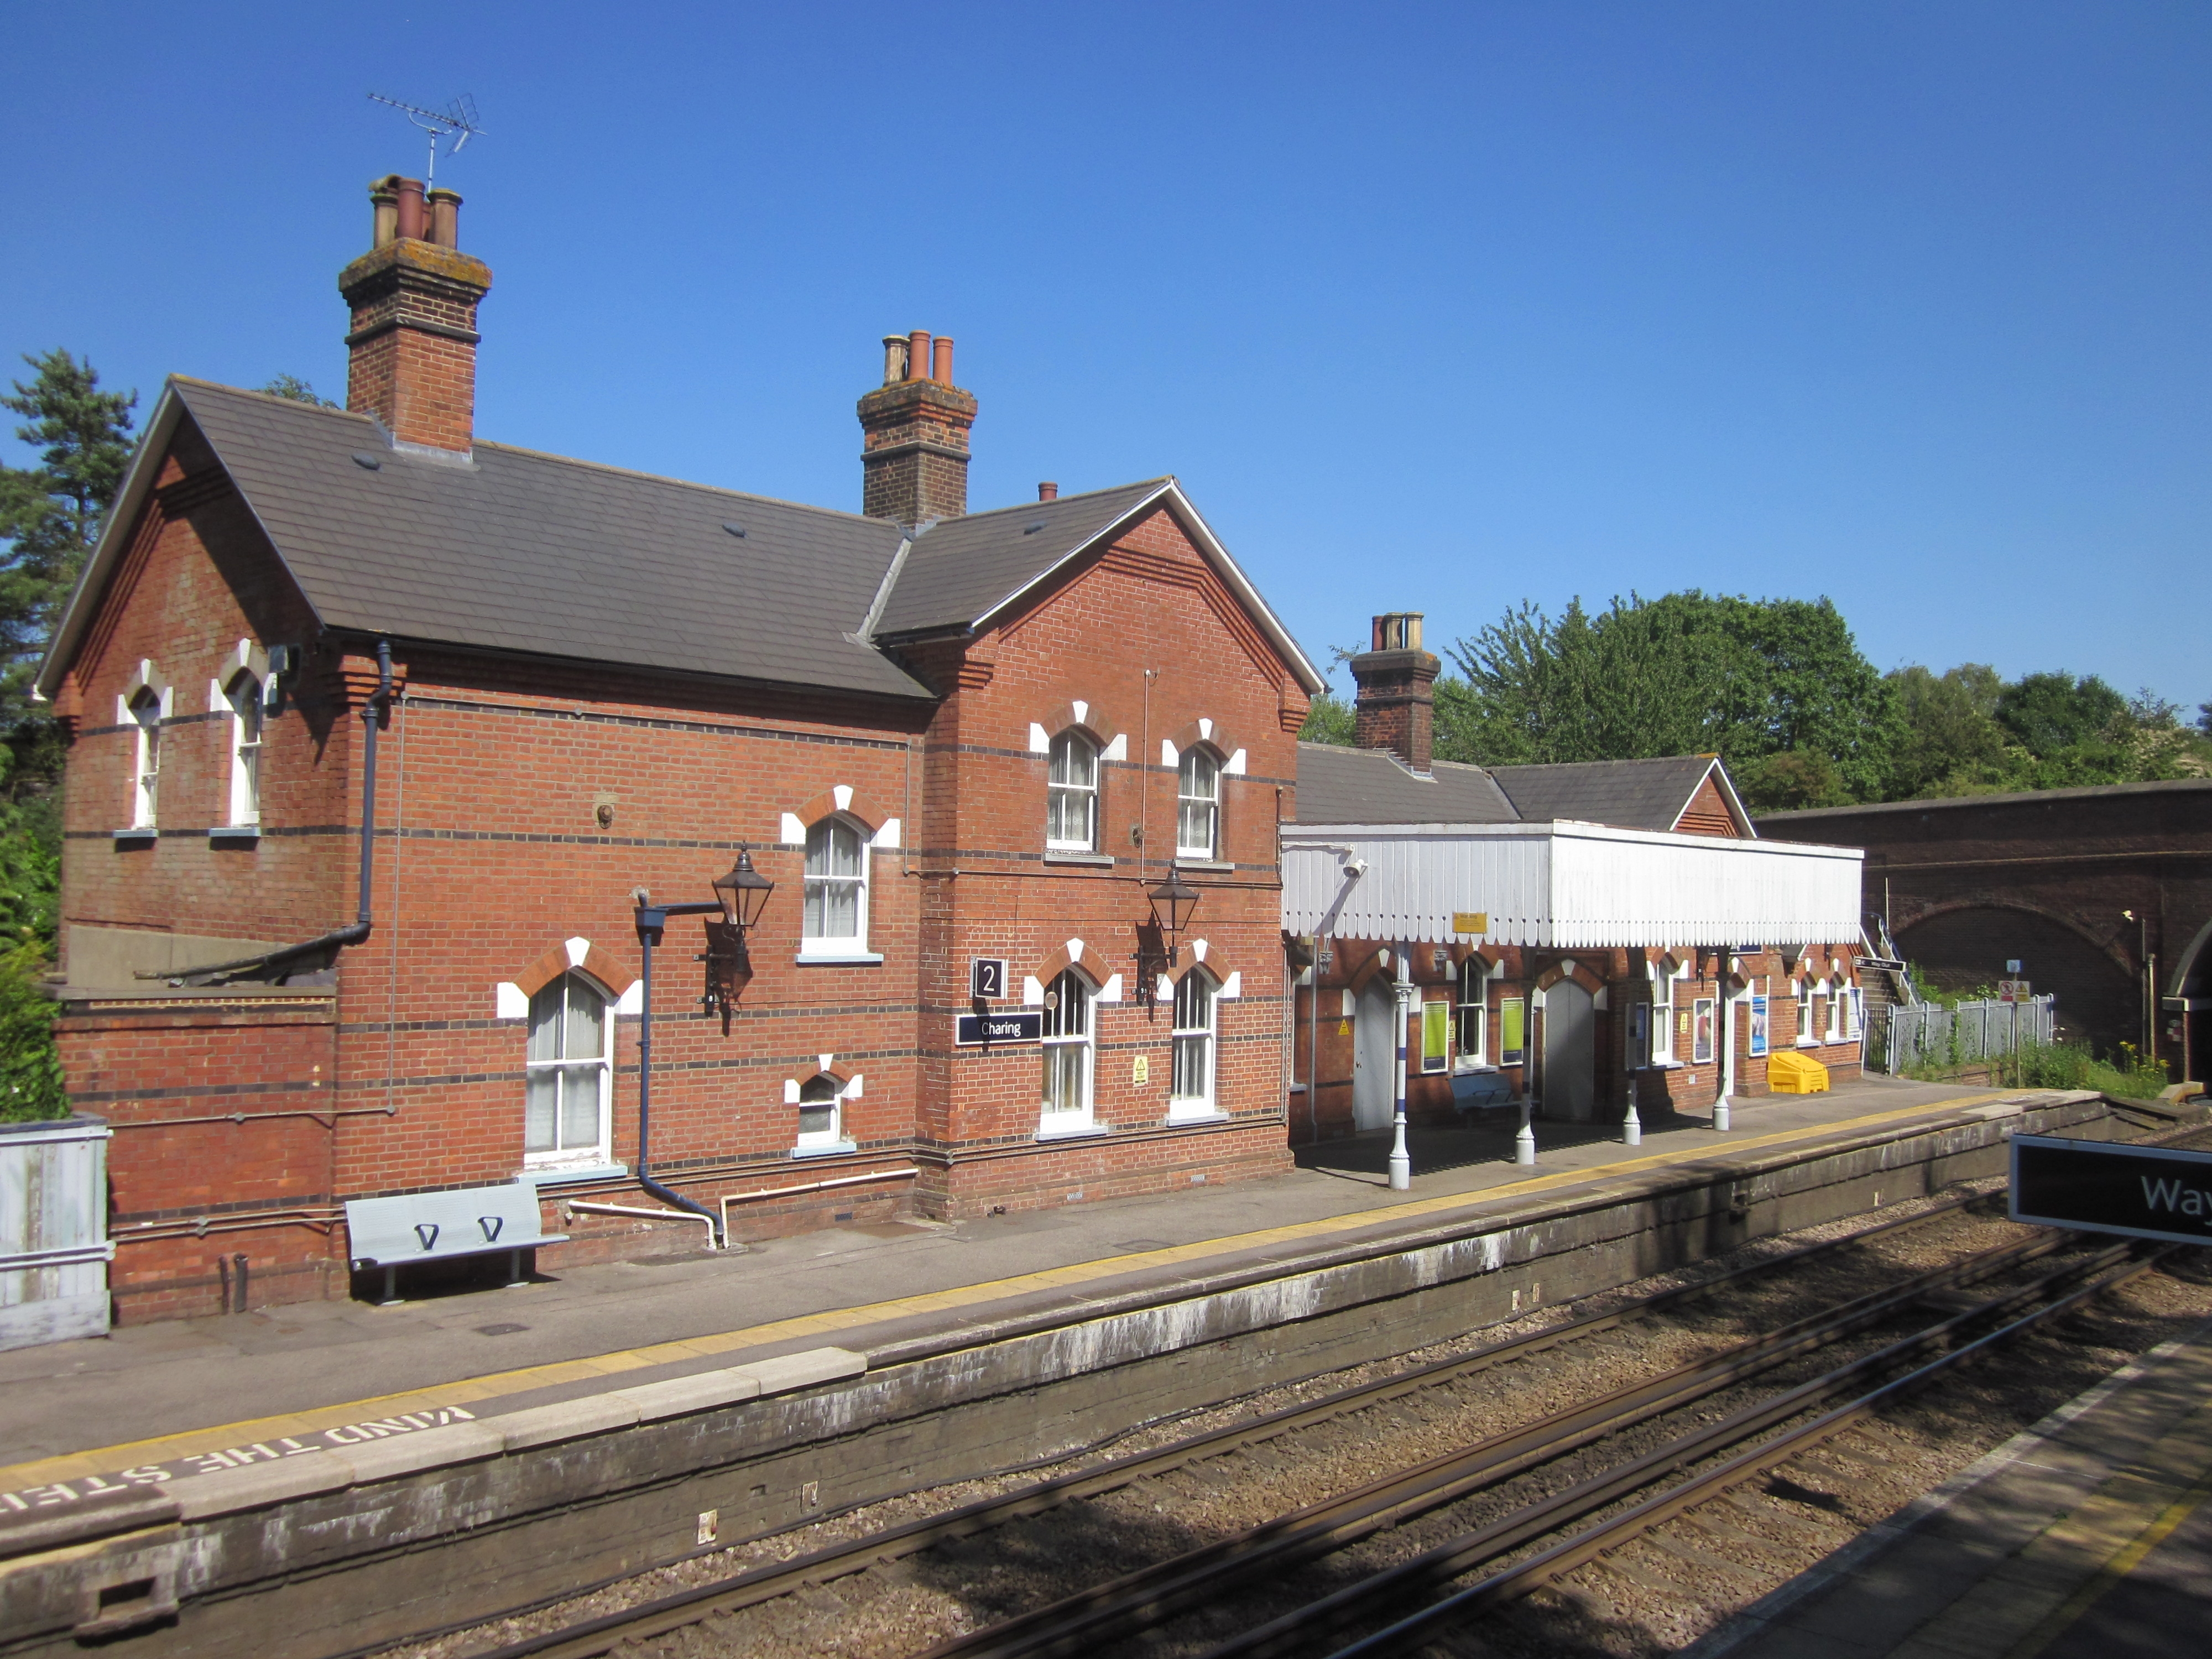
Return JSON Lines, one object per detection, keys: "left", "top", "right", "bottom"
{"left": 0, "top": 1090, "right": 2021, "bottom": 1493}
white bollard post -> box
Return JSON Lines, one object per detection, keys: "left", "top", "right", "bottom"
{"left": 1623, "top": 1076, "right": 1642, "bottom": 1146}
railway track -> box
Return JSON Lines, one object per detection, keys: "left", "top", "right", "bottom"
{"left": 414, "top": 1192, "right": 2100, "bottom": 1659}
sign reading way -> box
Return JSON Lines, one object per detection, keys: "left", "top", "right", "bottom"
{"left": 2010, "top": 1133, "right": 2212, "bottom": 1246}
{"left": 956, "top": 1010, "right": 1042, "bottom": 1047}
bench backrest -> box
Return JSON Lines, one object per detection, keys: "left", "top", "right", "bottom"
{"left": 345, "top": 1182, "right": 557, "bottom": 1267}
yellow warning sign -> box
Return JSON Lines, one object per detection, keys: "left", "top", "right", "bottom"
{"left": 1452, "top": 911, "right": 1489, "bottom": 936}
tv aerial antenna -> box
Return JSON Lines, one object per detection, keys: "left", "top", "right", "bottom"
{"left": 366, "top": 92, "right": 487, "bottom": 191}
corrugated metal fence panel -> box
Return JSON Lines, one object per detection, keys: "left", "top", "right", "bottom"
{"left": 1881, "top": 997, "right": 2056, "bottom": 1074}
{"left": 0, "top": 1116, "right": 112, "bottom": 1351}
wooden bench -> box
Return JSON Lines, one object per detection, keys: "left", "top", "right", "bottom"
{"left": 344, "top": 1183, "right": 567, "bottom": 1305}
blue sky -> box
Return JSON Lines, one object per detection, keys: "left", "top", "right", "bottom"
{"left": 6, "top": 2, "right": 2206, "bottom": 709}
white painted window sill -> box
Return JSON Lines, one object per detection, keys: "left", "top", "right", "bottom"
{"left": 519, "top": 1162, "right": 628, "bottom": 1186}
{"left": 208, "top": 826, "right": 260, "bottom": 843}
{"left": 1044, "top": 851, "right": 1114, "bottom": 865}
{"left": 1166, "top": 1107, "right": 1229, "bottom": 1126}
{"left": 1453, "top": 1063, "right": 1497, "bottom": 1074}
{"left": 796, "top": 951, "right": 884, "bottom": 966}
{"left": 1036, "top": 1120, "right": 1108, "bottom": 1142}
{"left": 1645, "top": 1059, "right": 1684, "bottom": 1070}
{"left": 1176, "top": 857, "right": 1232, "bottom": 870}
{"left": 791, "top": 1140, "right": 858, "bottom": 1160}
{"left": 112, "top": 827, "right": 158, "bottom": 843}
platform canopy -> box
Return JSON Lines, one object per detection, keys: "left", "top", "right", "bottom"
{"left": 1282, "top": 820, "right": 1864, "bottom": 948}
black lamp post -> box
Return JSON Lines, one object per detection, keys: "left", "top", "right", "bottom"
{"left": 633, "top": 847, "right": 778, "bottom": 1247}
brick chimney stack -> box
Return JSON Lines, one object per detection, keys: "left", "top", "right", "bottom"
{"left": 1349, "top": 612, "right": 1441, "bottom": 774}
{"left": 857, "top": 328, "right": 977, "bottom": 524}
{"left": 338, "top": 174, "right": 493, "bottom": 455}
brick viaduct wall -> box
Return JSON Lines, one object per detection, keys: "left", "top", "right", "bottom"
{"left": 1760, "top": 782, "right": 2212, "bottom": 1079}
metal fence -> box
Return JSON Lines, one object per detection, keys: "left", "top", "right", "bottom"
{"left": 1882, "top": 996, "right": 2056, "bottom": 1074}
{"left": 0, "top": 1114, "right": 112, "bottom": 1351}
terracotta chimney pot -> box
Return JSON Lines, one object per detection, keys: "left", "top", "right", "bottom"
{"left": 906, "top": 330, "right": 930, "bottom": 382}
{"left": 932, "top": 335, "right": 954, "bottom": 384}
{"left": 426, "top": 188, "right": 461, "bottom": 248}
{"left": 393, "top": 177, "right": 426, "bottom": 242}
{"left": 1038, "top": 482, "right": 1058, "bottom": 501}
{"left": 369, "top": 176, "right": 401, "bottom": 248}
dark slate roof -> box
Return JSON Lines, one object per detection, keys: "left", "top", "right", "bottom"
{"left": 873, "top": 479, "right": 1172, "bottom": 638}
{"left": 1488, "top": 755, "right": 1725, "bottom": 833}
{"left": 1291, "top": 745, "right": 1519, "bottom": 825}
{"left": 174, "top": 380, "right": 930, "bottom": 699}
{"left": 1294, "top": 745, "right": 1737, "bottom": 834}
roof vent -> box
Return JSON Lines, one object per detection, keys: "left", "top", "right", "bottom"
{"left": 1023, "top": 521, "right": 1046, "bottom": 535}
{"left": 352, "top": 452, "right": 383, "bottom": 471}
{"left": 722, "top": 523, "right": 747, "bottom": 538}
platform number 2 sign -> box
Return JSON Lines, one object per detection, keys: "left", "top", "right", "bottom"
{"left": 971, "top": 958, "right": 1008, "bottom": 1001}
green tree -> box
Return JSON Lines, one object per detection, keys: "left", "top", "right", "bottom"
{"left": 1884, "top": 662, "right": 2008, "bottom": 799}
{"left": 260, "top": 374, "right": 339, "bottom": 408}
{"left": 1439, "top": 591, "right": 1895, "bottom": 800}
{"left": 0, "top": 350, "right": 138, "bottom": 734}
{"left": 1298, "top": 691, "right": 1356, "bottom": 745}
{"left": 1995, "top": 671, "right": 2126, "bottom": 756}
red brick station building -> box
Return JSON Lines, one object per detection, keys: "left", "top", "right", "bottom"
{"left": 34, "top": 179, "right": 1867, "bottom": 1324}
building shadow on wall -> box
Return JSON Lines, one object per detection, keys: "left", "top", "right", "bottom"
{"left": 1293, "top": 1119, "right": 1662, "bottom": 1186}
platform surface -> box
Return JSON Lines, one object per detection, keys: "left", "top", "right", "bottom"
{"left": 1703, "top": 1313, "right": 2212, "bottom": 1659}
{"left": 0, "top": 1078, "right": 2039, "bottom": 1501}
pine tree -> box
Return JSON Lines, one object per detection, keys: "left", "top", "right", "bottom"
{"left": 0, "top": 349, "right": 138, "bottom": 737}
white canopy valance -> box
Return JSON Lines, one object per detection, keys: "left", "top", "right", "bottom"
{"left": 1281, "top": 820, "right": 1863, "bottom": 948}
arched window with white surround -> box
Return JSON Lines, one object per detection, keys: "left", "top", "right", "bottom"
{"left": 1455, "top": 957, "right": 1489, "bottom": 1069}
{"left": 1040, "top": 968, "right": 1094, "bottom": 1131}
{"left": 1648, "top": 956, "right": 1681, "bottom": 1065}
{"left": 1170, "top": 968, "right": 1218, "bottom": 1117}
{"left": 792, "top": 1072, "right": 859, "bottom": 1155}
{"left": 525, "top": 972, "right": 612, "bottom": 1167}
{"left": 802, "top": 817, "right": 869, "bottom": 954}
{"left": 223, "top": 670, "right": 264, "bottom": 827}
{"left": 1176, "top": 747, "right": 1220, "bottom": 860}
{"left": 1046, "top": 729, "right": 1099, "bottom": 851}
{"left": 128, "top": 687, "right": 164, "bottom": 828}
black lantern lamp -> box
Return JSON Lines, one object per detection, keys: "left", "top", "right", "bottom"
{"left": 713, "top": 847, "right": 776, "bottom": 931}
{"left": 1147, "top": 864, "right": 1201, "bottom": 958}
{"left": 1136, "top": 864, "right": 1202, "bottom": 1010}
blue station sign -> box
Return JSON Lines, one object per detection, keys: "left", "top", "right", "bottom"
{"left": 956, "top": 1010, "right": 1043, "bottom": 1047}
{"left": 2010, "top": 1133, "right": 2212, "bottom": 1246}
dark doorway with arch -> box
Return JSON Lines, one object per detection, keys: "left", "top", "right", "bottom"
{"left": 1896, "top": 907, "right": 2136, "bottom": 1057}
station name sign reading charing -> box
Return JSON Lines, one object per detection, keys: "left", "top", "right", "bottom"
{"left": 2010, "top": 1134, "right": 2212, "bottom": 1246}
{"left": 956, "top": 1011, "right": 1043, "bottom": 1047}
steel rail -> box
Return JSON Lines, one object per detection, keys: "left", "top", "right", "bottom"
{"left": 905, "top": 1225, "right": 2079, "bottom": 1659}
{"left": 437, "top": 1193, "right": 1991, "bottom": 1659}
{"left": 1208, "top": 1240, "right": 2157, "bottom": 1659}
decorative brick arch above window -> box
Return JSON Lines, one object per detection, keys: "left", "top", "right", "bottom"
{"left": 495, "top": 936, "right": 640, "bottom": 1019}
{"left": 1158, "top": 936, "right": 1241, "bottom": 1002}
{"left": 1159, "top": 718, "right": 1248, "bottom": 775}
{"left": 1026, "top": 699, "right": 1130, "bottom": 760}
{"left": 1024, "top": 936, "right": 1123, "bottom": 1005}
{"left": 1442, "top": 943, "right": 1503, "bottom": 974}
{"left": 779, "top": 784, "right": 901, "bottom": 849}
